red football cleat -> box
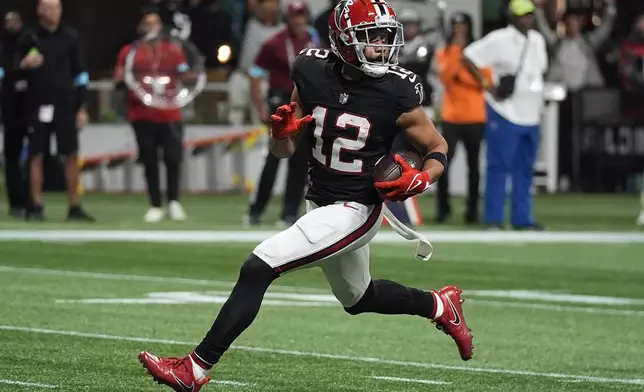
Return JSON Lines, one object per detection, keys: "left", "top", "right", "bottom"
{"left": 431, "top": 285, "right": 474, "bottom": 361}
{"left": 138, "top": 351, "right": 210, "bottom": 392}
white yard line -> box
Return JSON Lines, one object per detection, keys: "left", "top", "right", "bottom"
{"left": 371, "top": 376, "right": 450, "bottom": 385}
{"left": 0, "top": 379, "right": 57, "bottom": 389}
{"left": 466, "top": 299, "right": 644, "bottom": 317}
{"left": 211, "top": 380, "right": 252, "bottom": 387}
{"left": 3, "top": 266, "right": 644, "bottom": 317}
{"left": 0, "top": 265, "right": 327, "bottom": 294}
{"left": 0, "top": 230, "right": 643, "bottom": 243}
{"left": 1, "top": 325, "right": 643, "bottom": 386}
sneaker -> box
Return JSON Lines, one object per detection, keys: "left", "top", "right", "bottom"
{"left": 26, "top": 205, "right": 45, "bottom": 221}
{"left": 9, "top": 207, "right": 25, "bottom": 219}
{"left": 138, "top": 352, "right": 210, "bottom": 392}
{"left": 67, "top": 205, "right": 96, "bottom": 222}
{"left": 512, "top": 223, "right": 546, "bottom": 231}
{"left": 168, "top": 201, "right": 187, "bottom": 221}
{"left": 144, "top": 207, "right": 165, "bottom": 223}
{"left": 431, "top": 285, "right": 474, "bottom": 361}
{"left": 242, "top": 213, "right": 261, "bottom": 228}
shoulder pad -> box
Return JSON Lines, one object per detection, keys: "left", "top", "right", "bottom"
{"left": 297, "top": 48, "right": 332, "bottom": 60}
{"left": 387, "top": 65, "right": 426, "bottom": 108}
{"left": 386, "top": 65, "right": 421, "bottom": 85}
{"left": 292, "top": 48, "right": 332, "bottom": 75}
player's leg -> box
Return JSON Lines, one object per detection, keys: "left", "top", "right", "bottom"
{"left": 26, "top": 121, "right": 48, "bottom": 220}
{"left": 321, "top": 246, "right": 473, "bottom": 361}
{"left": 133, "top": 121, "right": 163, "bottom": 221}
{"left": 462, "top": 123, "right": 484, "bottom": 224}
{"left": 138, "top": 202, "right": 383, "bottom": 390}
{"left": 436, "top": 121, "right": 460, "bottom": 223}
{"left": 56, "top": 111, "right": 94, "bottom": 221}
{"left": 160, "top": 122, "right": 185, "bottom": 220}
{"left": 484, "top": 105, "right": 519, "bottom": 228}
{"left": 2, "top": 113, "right": 28, "bottom": 215}
{"left": 638, "top": 172, "right": 644, "bottom": 226}
{"left": 246, "top": 151, "right": 280, "bottom": 225}
{"left": 510, "top": 125, "right": 540, "bottom": 229}
{"left": 281, "top": 138, "right": 309, "bottom": 225}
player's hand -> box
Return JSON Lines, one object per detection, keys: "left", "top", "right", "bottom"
{"left": 76, "top": 108, "right": 89, "bottom": 130}
{"left": 374, "top": 154, "right": 431, "bottom": 202}
{"left": 21, "top": 53, "right": 44, "bottom": 69}
{"left": 270, "top": 102, "right": 313, "bottom": 140}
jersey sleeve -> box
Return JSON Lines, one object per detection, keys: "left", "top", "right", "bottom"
{"left": 13, "top": 30, "right": 35, "bottom": 69}
{"left": 114, "top": 45, "right": 129, "bottom": 76}
{"left": 291, "top": 48, "right": 330, "bottom": 91}
{"left": 463, "top": 30, "right": 502, "bottom": 68}
{"left": 253, "top": 40, "right": 274, "bottom": 73}
{"left": 389, "top": 66, "right": 425, "bottom": 114}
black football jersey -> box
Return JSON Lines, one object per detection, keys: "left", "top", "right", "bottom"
{"left": 291, "top": 48, "right": 424, "bottom": 206}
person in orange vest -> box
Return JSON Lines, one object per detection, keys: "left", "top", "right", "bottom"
{"left": 435, "top": 12, "right": 492, "bottom": 224}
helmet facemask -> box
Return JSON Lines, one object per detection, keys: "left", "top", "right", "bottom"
{"left": 332, "top": 16, "right": 404, "bottom": 78}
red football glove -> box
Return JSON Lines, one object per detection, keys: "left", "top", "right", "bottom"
{"left": 375, "top": 154, "right": 432, "bottom": 202}
{"left": 270, "top": 102, "right": 313, "bottom": 140}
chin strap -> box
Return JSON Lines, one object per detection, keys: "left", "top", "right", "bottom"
{"left": 382, "top": 204, "right": 433, "bottom": 261}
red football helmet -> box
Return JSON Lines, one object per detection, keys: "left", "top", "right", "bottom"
{"left": 328, "top": 0, "right": 404, "bottom": 78}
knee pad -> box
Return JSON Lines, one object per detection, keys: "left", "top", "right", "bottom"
{"left": 344, "top": 281, "right": 375, "bottom": 316}
{"left": 238, "top": 254, "right": 279, "bottom": 284}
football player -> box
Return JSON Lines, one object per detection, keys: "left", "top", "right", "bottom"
{"left": 138, "top": 1, "right": 473, "bottom": 390}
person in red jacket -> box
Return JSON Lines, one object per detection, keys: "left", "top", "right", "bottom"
{"left": 114, "top": 8, "right": 187, "bottom": 223}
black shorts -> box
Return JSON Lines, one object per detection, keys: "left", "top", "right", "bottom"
{"left": 28, "top": 107, "right": 78, "bottom": 156}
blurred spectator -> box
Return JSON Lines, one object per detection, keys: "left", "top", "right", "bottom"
{"left": 463, "top": 0, "right": 548, "bottom": 230}
{"left": 244, "top": 1, "right": 317, "bottom": 227}
{"left": 17, "top": 0, "right": 93, "bottom": 222}
{"left": 314, "top": 0, "right": 340, "bottom": 49}
{"left": 149, "top": 0, "right": 192, "bottom": 39}
{"left": 534, "top": 0, "right": 615, "bottom": 90}
{"left": 184, "top": 0, "right": 234, "bottom": 67}
{"left": 620, "top": 14, "right": 644, "bottom": 94}
{"left": 148, "top": 0, "right": 233, "bottom": 67}
{"left": 1, "top": 11, "right": 29, "bottom": 218}
{"left": 114, "top": 10, "right": 188, "bottom": 223}
{"left": 534, "top": 0, "right": 616, "bottom": 184}
{"left": 228, "top": 0, "right": 282, "bottom": 125}
{"left": 639, "top": 178, "right": 644, "bottom": 225}
{"left": 435, "top": 11, "right": 491, "bottom": 224}
{"left": 398, "top": 8, "right": 433, "bottom": 106}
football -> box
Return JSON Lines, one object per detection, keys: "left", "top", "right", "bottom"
{"left": 373, "top": 150, "right": 423, "bottom": 184}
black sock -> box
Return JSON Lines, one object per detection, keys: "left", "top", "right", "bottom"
{"left": 345, "top": 279, "right": 435, "bottom": 319}
{"left": 193, "top": 254, "right": 278, "bottom": 367}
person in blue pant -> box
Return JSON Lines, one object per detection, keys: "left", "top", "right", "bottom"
{"left": 462, "top": 0, "right": 547, "bottom": 230}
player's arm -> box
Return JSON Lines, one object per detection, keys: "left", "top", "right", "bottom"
{"left": 269, "top": 85, "right": 311, "bottom": 158}
{"left": 69, "top": 31, "right": 89, "bottom": 113}
{"left": 15, "top": 32, "right": 41, "bottom": 70}
{"left": 398, "top": 107, "right": 448, "bottom": 182}
{"left": 113, "top": 46, "right": 128, "bottom": 86}
{"left": 462, "top": 33, "right": 498, "bottom": 93}
{"left": 250, "top": 40, "right": 274, "bottom": 123}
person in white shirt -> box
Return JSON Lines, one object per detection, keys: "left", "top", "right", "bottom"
{"left": 462, "top": 0, "right": 547, "bottom": 230}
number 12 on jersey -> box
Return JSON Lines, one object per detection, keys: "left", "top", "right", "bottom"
{"left": 311, "top": 106, "right": 372, "bottom": 174}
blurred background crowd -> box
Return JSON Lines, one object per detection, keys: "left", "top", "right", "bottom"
{"left": 1, "top": 0, "right": 644, "bottom": 227}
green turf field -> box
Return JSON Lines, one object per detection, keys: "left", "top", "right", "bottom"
{"left": 0, "top": 192, "right": 641, "bottom": 230}
{"left": 0, "top": 193, "right": 643, "bottom": 391}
